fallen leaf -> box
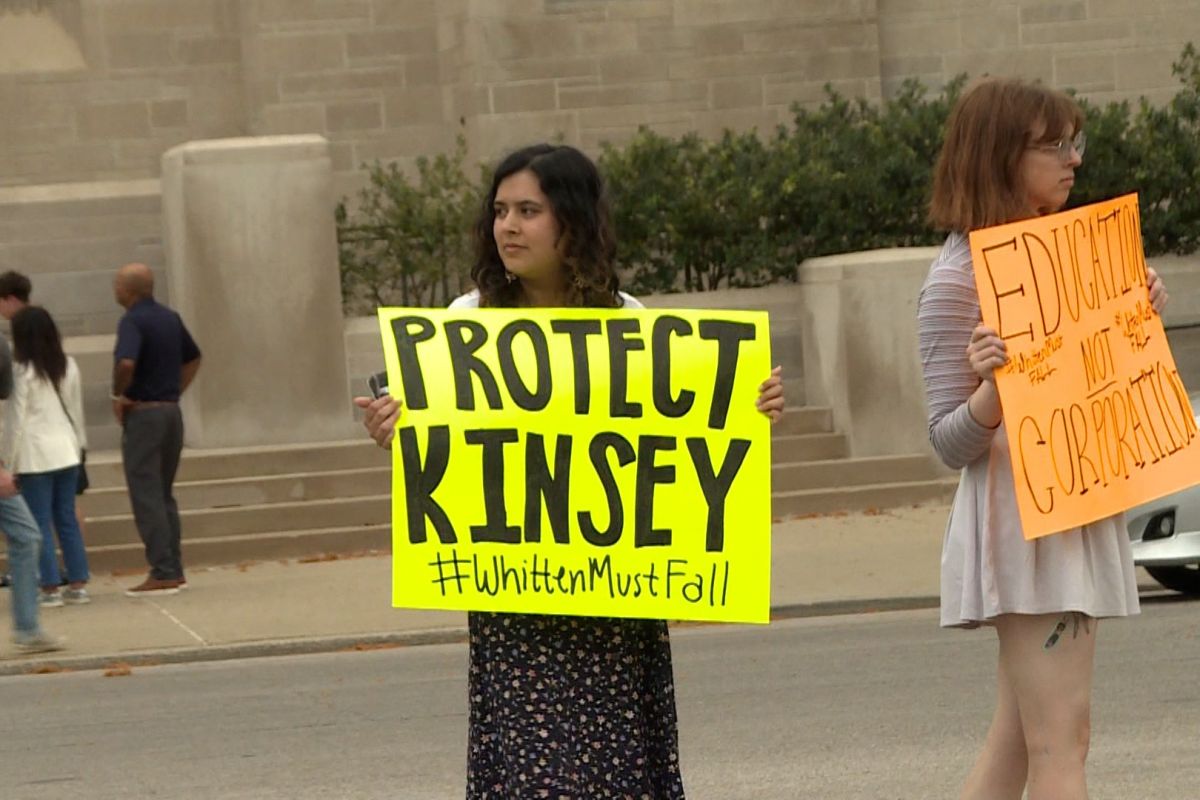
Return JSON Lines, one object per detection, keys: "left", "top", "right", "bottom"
{"left": 103, "top": 662, "right": 133, "bottom": 677}
{"left": 26, "top": 663, "right": 68, "bottom": 675}
{"left": 343, "top": 642, "right": 402, "bottom": 652}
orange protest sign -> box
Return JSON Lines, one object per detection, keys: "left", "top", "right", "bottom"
{"left": 970, "top": 193, "right": 1200, "bottom": 539}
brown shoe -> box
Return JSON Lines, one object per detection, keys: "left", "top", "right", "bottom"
{"left": 125, "top": 577, "right": 181, "bottom": 597}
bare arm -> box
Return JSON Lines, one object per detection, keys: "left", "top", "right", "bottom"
{"left": 112, "top": 358, "right": 136, "bottom": 397}
{"left": 181, "top": 357, "right": 201, "bottom": 393}
{"left": 112, "top": 358, "right": 136, "bottom": 424}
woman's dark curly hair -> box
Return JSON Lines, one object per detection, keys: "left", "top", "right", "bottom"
{"left": 471, "top": 143, "right": 623, "bottom": 309}
{"left": 12, "top": 306, "right": 66, "bottom": 389}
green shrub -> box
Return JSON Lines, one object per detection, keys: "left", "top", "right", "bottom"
{"left": 338, "top": 44, "right": 1200, "bottom": 308}
{"left": 336, "top": 135, "right": 478, "bottom": 314}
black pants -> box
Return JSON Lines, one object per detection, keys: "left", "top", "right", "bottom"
{"left": 122, "top": 405, "right": 184, "bottom": 581}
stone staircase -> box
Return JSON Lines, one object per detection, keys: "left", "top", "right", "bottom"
{"left": 47, "top": 407, "right": 957, "bottom": 574}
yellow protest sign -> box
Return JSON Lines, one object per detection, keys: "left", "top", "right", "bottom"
{"left": 970, "top": 193, "right": 1200, "bottom": 539}
{"left": 377, "top": 306, "right": 773, "bottom": 623}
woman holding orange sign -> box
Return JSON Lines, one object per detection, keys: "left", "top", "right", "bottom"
{"left": 919, "top": 78, "right": 1168, "bottom": 800}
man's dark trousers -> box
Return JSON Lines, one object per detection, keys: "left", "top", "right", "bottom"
{"left": 122, "top": 404, "right": 184, "bottom": 581}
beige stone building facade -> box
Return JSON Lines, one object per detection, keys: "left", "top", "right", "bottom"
{"left": 0, "top": 0, "right": 1197, "bottom": 192}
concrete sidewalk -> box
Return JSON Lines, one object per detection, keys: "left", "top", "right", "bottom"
{"left": 0, "top": 503, "right": 1157, "bottom": 676}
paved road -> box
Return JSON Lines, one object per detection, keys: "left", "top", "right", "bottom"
{"left": 3, "top": 597, "right": 1197, "bottom": 799}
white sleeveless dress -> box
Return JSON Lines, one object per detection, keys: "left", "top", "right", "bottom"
{"left": 918, "top": 233, "right": 1140, "bottom": 628}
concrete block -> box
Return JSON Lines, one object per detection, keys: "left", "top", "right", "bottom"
{"left": 468, "top": 19, "right": 579, "bottom": 60}
{"left": 597, "top": 53, "right": 669, "bottom": 83}
{"left": 710, "top": 76, "right": 765, "bottom": 110}
{"left": 280, "top": 67, "right": 406, "bottom": 98}
{"left": 471, "top": 56, "right": 595, "bottom": 84}
{"left": 161, "top": 135, "right": 357, "bottom": 447}
{"left": 350, "top": 123, "right": 451, "bottom": 161}
{"left": 744, "top": 20, "right": 876, "bottom": 53}
{"left": 558, "top": 80, "right": 708, "bottom": 110}
{"left": 1019, "top": 1, "right": 1086, "bottom": 25}
{"left": 1054, "top": 51, "right": 1116, "bottom": 91}
{"left": 253, "top": 33, "right": 347, "bottom": 73}
{"left": 347, "top": 27, "right": 437, "bottom": 61}
{"left": 404, "top": 53, "right": 440, "bottom": 85}
{"left": 667, "top": 53, "right": 812, "bottom": 81}
{"left": 960, "top": 6, "right": 1020, "bottom": 51}
{"left": 604, "top": 0, "right": 672, "bottom": 19}
{"left": 466, "top": 112, "right": 580, "bottom": 165}
{"left": 150, "top": 100, "right": 189, "bottom": 129}
{"left": 1020, "top": 19, "right": 1131, "bottom": 46}
{"left": 447, "top": 85, "right": 491, "bottom": 117}
{"left": 942, "top": 50, "right": 1054, "bottom": 82}
{"left": 101, "top": 0, "right": 219, "bottom": 32}
{"left": 326, "top": 99, "right": 384, "bottom": 131}
{"left": 577, "top": 21, "right": 639, "bottom": 54}
{"left": 256, "top": 103, "right": 328, "bottom": 135}
{"left": 371, "top": 0, "right": 438, "bottom": 27}
{"left": 690, "top": 24, "right": 752, "bottom": 57}
{"left": 1113, "top": 47, "right": 1181, "bottom": 92}
{"left": 880, "top": 54, "right": 945, "bottom": 81}
{"left": 104, "top": 33, "right": 177, "bottom": 70}
{"left": 878, "top": 20, "right": 961, "bottom": 56}
{"left": 255, "top": 0, "right": 371, "bottom": 26}
{"left": 797, "top": 247, "right": 940, "bottom": 458}
{"left": 114, "top": 137, "right": 187, "bottom": 172}
{"left": 490, "top": 81, "right": 557, "bottom": 113}
{"left": 635, "top": 21, "right": 698, "bottom": 53}
{"left": 77, "top": 102, "right": 152, "bottom": 140}
{"left": 674, "top": 0, "right": 871, "bottom": 27}
{"left": 382, "top": 86, "right": 445, "bottom": 126}
{"left": 177, "top": 36, "right": 242, "bottom": 66}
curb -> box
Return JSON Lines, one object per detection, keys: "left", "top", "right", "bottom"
{"left": 0, "top": 596, "right": 945, "bottom": 677}
{"left": 6, "top": 587, "right": 1178, "bottom": 677}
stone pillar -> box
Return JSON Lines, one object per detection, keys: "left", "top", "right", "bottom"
{"left": 161, "top": 135, "right": 356, "bottom": 448}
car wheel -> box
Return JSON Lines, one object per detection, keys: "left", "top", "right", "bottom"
{"left": 1145, "top": 564, "right": 1200, "bottom": 595}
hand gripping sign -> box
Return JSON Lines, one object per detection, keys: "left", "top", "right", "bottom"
{"left": 377, "top": 306, "right": 773, "bottom": 623}
{"left": 970, "top": 193, "right": 1200, "bottom": 539}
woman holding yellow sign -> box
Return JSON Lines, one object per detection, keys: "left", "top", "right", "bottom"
{"left": 357, "top": 143, "right": 785, "bottom": 798}
{"left": 919, "top": 79, "right": 1168, "bottom": 800}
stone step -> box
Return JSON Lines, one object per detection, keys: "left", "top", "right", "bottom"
{"left": 771, "top": 406, "right": 832, "bottom": 436}
{"left": 82, "top": 410, "right": 839, "bottom": 491}
{"left": 10, "top": 525, "right": 392, "bottom": 576}
{"left": 41, "top": 477, "right": 961, "bottom": 572}
{"left": 770, "top": 432, "right": 847, "bottom": 462}
{"left": 83, "top": 495, "right": 391, "bottom": 549}
{"left": 83, "top": 441, "right": 383, "bottom": 488}
{"left": 771, "top": 454, "right": 944, "bottom": 492}
{"left": 79, "top": 467, "right": 391, "bottom": 517}
{"left": 771, "top": 477, "right": 960, "bottom": 518}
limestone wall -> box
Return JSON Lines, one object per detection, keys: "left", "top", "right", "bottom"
{"left": 2, "top": 0, "right": 1194, "bottom": 191}
{"left": 0, "top": 178, "right": 164, "bottom": 336}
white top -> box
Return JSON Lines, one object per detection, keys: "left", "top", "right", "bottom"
{"left": 1, "top": 357, "right": 87, "bottom": 474}
{"left": 918, "top": 233, "right": 1138, "bottom": 627}
{"left": 448, "top": 289, "right": 644, "bottom": 310}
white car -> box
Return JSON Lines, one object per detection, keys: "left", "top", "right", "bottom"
{"left": 1125, "top": 391, "right": 1200, "bottom": 595}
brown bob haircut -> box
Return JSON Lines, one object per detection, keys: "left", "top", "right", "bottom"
{"left": 929, "top": 77, "right": 1084, "bottom": 232}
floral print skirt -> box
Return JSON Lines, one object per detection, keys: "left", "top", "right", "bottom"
{"left": 466, "top": 611, "right": 686, "bottom": 799}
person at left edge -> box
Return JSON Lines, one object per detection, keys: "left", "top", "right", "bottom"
{"left": 2, "top": 307, "right": 91, "bottom": 607}
{"left": 0, "top": 325, "right": 62, "bottom": 652}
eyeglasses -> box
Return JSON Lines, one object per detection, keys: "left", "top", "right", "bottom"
{"left": 1028, "top": 130, "right": 1087, "bottom": 163}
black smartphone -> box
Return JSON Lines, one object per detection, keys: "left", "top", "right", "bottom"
{"left": 367, "top": 370, "right": 389, "bottom": 399}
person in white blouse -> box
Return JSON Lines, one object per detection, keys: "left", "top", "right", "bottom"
{"left": 2, "top": 306, "right": 90, "bottom": 607}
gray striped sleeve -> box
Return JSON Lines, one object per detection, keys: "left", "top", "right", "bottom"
{"left": 917, "top": 234, "right": 998, "bottom": 469}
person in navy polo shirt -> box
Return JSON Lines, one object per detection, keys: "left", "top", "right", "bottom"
{"left": 111, "top": 263, "right": 202, "bottom": 596}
